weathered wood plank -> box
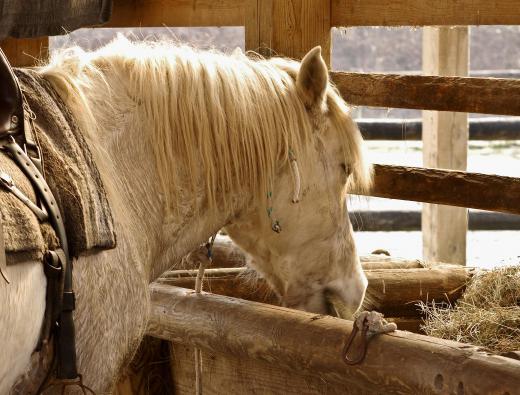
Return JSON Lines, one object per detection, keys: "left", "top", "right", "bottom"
{"left": 331, "top": 0, "right": 520, "bottom": 27}
{"left": 331, "top": 72, "right": 520, "bottom": 116}
{"left": 422, "top": 26, "right": 469, "bottom": 265}
{"left": 108, "top": 0, "right": 246, "bottom": 27}
{"left": 0, "top": 37, "right": 48, "bottom": 67}
{"left": 364, "top": 164, "right": 520, "bottom": 216}
{"left": 258, "top": 0, "right": 331, "bottom": 64}
{"left": 148, "top": 285, "right": 520, "bottom": 395}
{"left": 244, "top": 0, "right": 259, "bottom": 51}
{"left": 357, "top": 117, "right": 520, "bottom": 141}
{"left": 176, "top": 236, "right": 426, "bottom": 269}
{"left": 351, "top": 210, "right": 520, "bottom": 232}
{"left": 170, "top": 343, "right": 369, "bottom": 394}
{"left": 158, "top": 265, "right": 472, "bottom": 316}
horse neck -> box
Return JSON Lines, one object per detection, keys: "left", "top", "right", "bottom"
{"left": 88, "top": 110, "right": 240, "bottom": 282}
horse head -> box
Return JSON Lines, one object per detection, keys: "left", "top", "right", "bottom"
{"left": 225, "top": 47, "right": 372, "bottom": 316}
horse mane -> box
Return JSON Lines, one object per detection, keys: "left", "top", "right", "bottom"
{"left": 39, "top": 36, "right": 371, "bottom": 215}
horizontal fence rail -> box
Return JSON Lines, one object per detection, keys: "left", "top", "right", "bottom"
{"left": 108, "top": 0, "right": 246, "bottom": 27}
{"left": 332, "top": 72, "right": 520, "bottom": 116}
{"left": 381, "top": 70, "right": 520, "bottom": 79}
{"left": 159, "top": 265, "right": 472, "bottom": 317}
{"left": 350, "top": 210, "right": 520, "bottom": 232}
{"left": 357, "top": 117, "right": 520, "bottom": 140}
{"left": 331, "top": 0, "right": 520, "bottom": 27}
{"left": 148, "top": 284, "right": 520, "bottom": 394}
{"left": 108, "top": 1, "right": 520, "bottom": 29}
{"left": 357, "top": 165, "right": 520, "bottom": 215}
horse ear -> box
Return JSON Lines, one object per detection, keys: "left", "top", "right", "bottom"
{"left": 296, "top": 46, "right": 328, "bottom": 109}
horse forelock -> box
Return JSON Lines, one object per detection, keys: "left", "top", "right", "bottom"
{"left": 39, "top": 36, "right": 370, "bottom": 216}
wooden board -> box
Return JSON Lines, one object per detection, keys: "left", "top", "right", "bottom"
{"left": 350, "top": 210, "right": 520, "bottom": 232}
{"left": 331, "top": 0, "right": 520, "bottom": 27}
{"left": 108, "top": 0, "right": 246, "bottom": 27}
{"left": 357, "top": 117, "right": 520, "bottom": 141}
{"left": 422, "top": 26, "right": 469, "bottom": 265}
{"left": 158, "top": 265, "right": 472, "bottom": 317}
{"left": 175, "top": 237, "right": 426, "bottom": 269}
{"left": 257, "top": 0, "right": 331, "bottom": 63}
{"left": 331, "top": 72, "right": 520, "bottom": 116}
{"left": 170, "top": 343, "right": 369, "bottom": 395}
{"left": 0, "top": 37, "right": 49, "bottom": 67}
{"left": 148, "top": 285, "right": 520, "bottom": 395}
{"left": 363, "top": 164, "right": 520, "bottom": 216}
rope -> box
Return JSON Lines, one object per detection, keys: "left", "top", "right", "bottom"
{"left": 194, "top": 234, "right": 216, "bottom": 395}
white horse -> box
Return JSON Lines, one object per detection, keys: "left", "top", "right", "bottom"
{"left": 1, "top": 37, "right": 371, "bottom": 393}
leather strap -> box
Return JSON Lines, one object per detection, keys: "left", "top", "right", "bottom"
{"left": 3, "top": 137, "right": 79, "bottom": 380}
{"left": 0, "top": 209, "right": 8, "bottom": 283}
{"left": 1, "top": 47, "right": 80, "bottom": 386}
{"left": 0, "top": 171, "right": 48, "bottom": 221}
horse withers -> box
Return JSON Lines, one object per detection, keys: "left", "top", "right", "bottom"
{"left": 2, "top": 38, "right": 371, "bottom": 393}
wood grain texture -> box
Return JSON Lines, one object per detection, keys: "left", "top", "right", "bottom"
{"left": 158, "top": 264, "right": 472, "bottom": 317}
{"left": 258, "top": 0, "right": 331, "bottom": 64}
{"left": 108, "top": 0, "right": 246, "bottom": 27}
{"left": 148, "top": 285, "right": 520, "bottom": 395}
{"left": 177, "top": 237, "right": 425, "bottom": 270}
{"left": 331, "top": 0, "right": 520, "bottom": 26}
{"left": 331, "top": 72, "right": 520, "bottom": 116}
{"left": 170, "top": 343, "right": 370, "bottom": 394}
{"left": 0, "top": 37, "right": 49, "bottom": 67}
{"left": 244, "top": 0, "right": 259, "bottom": 51}
{"left": 422, "top": 26, "right": 469, "bottom": 265}
{"left": 365, "top": 164, "right": 520, "bottom": 215}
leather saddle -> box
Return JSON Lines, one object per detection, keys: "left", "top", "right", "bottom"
{"left": 0, "top": 47, "right": 25, "bottom": 282}
{"left": 0, "top": 47, "right": 25, "bottom": 138}
{"left": 0, "top": 48, "right": 84, "bottom": 391}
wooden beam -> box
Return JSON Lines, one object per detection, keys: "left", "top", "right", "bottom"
{"left": 148, "top": 285, "right": 520, "bottom": 394}
{"left": 331, "top": 72, "right": 520, "bottom": 116}
{"left": 176, "top": 236, "right": 425, "bottom": 269}
{"left": 422, "top": 26, "right": 469, "bottom": 265}
{"left": 170, "top": 343, "right": 356, "bottom": 394}
{"left": 244, "top": 0, "right": 259, "bottom": 51}
{"left": 331, "top": 0, "right": 520, "bottom": 27}
{"left": 0, "top": 37, "right": 49, "bottom": 67}
{"left": 351, "top": 210, "right": 520, "bottom": 232}
{"left": 158, "top": 265, "right": 472, "bottom": 317}
{"left": 107, "top": 0, "right": 246, "bottom": 27}
{"left": 357, "top": 117, "right": 520, "bottom": 141}
{"left": 364, "top": 164, "right": 520, "bottom": 216}
{"left": 258, "top": 0, "right": 331, "bottom": 64}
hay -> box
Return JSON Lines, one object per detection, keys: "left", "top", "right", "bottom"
{"left": 420, "top": 266, "right": 520, "bottom": 354}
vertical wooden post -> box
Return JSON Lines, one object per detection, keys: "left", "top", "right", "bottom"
{"left": 249, "top": 0, "right": 331, "bottom": 64}
{"left": 244, "top": 0, "right": 260, "bottom": 52}
{"left": 0, "top": 37, "right": 49, "bottom": 67}
{"left": 422, "top": 27, "right": 469, "bottom": 265}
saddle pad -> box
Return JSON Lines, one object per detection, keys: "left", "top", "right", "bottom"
{"left": 1, "top": 69, "right": 116, "bottom": 263}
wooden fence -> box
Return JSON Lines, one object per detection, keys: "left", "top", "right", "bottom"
{"left": 4, "top": 1, "right": 520, "bottom": 394}
{"left": 4, "top": 0, "right": 520, "bottom": 264}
